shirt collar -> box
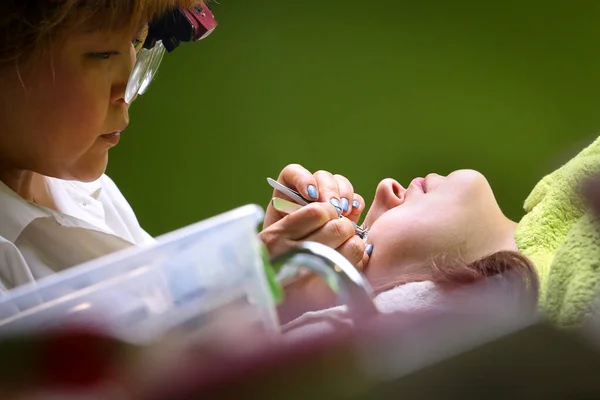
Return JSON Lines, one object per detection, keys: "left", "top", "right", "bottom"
{"left": 57, "top": 178, "right": 103, "bottom": 200}
{"left": 0, "top": 177, "right": 103, "bottom": 242}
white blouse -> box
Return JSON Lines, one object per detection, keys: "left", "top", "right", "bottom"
{"left": 0, "top": 174, "right": 154, "bottom": 291}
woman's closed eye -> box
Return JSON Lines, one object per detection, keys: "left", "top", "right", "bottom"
{"left": 88, "top": 51, "right": 119, "bottom": 59}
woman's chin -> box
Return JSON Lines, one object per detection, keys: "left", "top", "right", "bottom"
{"left": 362, "top": 252, "right": 388, "bottom": 283}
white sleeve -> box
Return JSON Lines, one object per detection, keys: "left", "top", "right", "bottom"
{"left": 0, "top": 236, "right": 35, "bottom": 292}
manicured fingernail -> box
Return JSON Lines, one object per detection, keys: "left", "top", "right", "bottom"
{"left": 330, "top": 199, "right": 342, "bottom": 216}
{"left": 307, "top": 185, "right": 318, "bottom": 199}
{"left": 341, "top": 197, "right": 349, "bottom": 212}
{"left": 366, "top": 244, "right": 373, "bottom": 256}
{"left": 352, "top": 200, "right": 360, "bottom": 209}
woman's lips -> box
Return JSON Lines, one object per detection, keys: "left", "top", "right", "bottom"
{"left": 409, "top": 177, "right": 426, "bottom": 193}
{"left": 99, "top": 131, "right": 121, "bottom": 145}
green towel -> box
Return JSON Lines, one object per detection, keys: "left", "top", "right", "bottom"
{"left": 515, "top": 136, "right": 600, "bottom": 328}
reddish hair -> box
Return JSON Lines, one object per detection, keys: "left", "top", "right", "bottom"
{"left": 373, "top": 250, "right": 538, "bottom": 303}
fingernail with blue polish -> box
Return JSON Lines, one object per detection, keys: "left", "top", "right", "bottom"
{"left": 352, "top": 200, "right": 360, "bottom": 209}
{"left": 334, "top": 206, "right": 342, "bottom": 217}
{"left": 330, "top": 198, "right": 342, "bottom": 217}
{"left": 366, "top": 244, "right": 373, "bottom": 256}
{"left": 308, "top": 185, "right": 318, "bottom": 199}
{"left": 341, "top": 198, "right": 349, "bottom": 212}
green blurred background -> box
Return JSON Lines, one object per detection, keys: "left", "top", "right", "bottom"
{"left": 108, "top": 0, "right": 600, "bottom": 236}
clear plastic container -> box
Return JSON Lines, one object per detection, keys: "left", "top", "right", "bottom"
{"left": 0, "top": 204, "right": 278, "bottom": 344}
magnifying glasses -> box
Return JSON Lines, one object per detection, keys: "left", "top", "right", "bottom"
{"left": 125, "top": 1, "right": 218, "bottom": 104}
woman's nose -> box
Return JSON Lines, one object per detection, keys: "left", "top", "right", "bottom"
{"left": 376, "top": 178, "right": 406, "bottom": 208}
{"left": 363, "top": 179, "right": 406, "bottom": 227}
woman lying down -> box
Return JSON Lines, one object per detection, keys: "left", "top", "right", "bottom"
{"left": 278, "top": 169, "right": 539, "bottom": 339}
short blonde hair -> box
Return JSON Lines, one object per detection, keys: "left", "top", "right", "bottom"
{"left": 0, "top": 0, "right": 201, "bottom": 67}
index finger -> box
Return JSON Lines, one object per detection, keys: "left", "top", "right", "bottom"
{"left": 277, "top": 164, "right": 319, "bottom": 202}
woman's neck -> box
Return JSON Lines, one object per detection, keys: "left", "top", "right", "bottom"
{"left": 364, "top": 218, "right": 521, "bottom": 289}
{"left": 466, "top": 217, "right": 520, "bottom": 263}
{"left": 0, "top": 168, "right": 57, "bottom": 209}
{"left": 501, "top": 220, "right": 520, "bottom": 252}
